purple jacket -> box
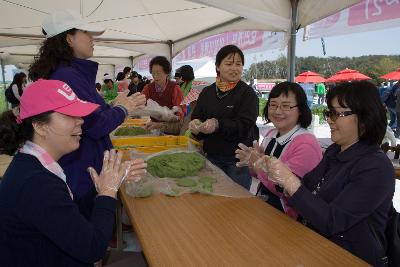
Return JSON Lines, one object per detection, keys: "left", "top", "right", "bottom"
{"left": 50, "top": 58, "right": 126, "bottom": 197}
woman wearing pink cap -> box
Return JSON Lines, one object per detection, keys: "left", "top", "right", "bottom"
{"left": 0, "top": 79, "right": 146, "bottom": 266}
{"left": 28, "top": 10, "right": 147, "bottom": 210}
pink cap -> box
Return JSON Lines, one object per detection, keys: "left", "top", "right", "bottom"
{"left": 18, "top": 79, "right": 99, "bottom": 123}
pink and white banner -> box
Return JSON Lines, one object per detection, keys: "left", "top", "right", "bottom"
{"left": 305, "top": 0, "right": 400, "bottom": 39}
{"left": 174, "top": 31, "right": 284, "bottom": 62}
{"left": 135, "top": 31, "right": 286, "bottom": 72}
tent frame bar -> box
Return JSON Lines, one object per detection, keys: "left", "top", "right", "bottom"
{"left": 287, "top": 0, "right": 299, "bottom": 82}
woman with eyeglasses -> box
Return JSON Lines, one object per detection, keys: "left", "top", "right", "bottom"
{"left": 260, "top": 81, "right": 395, "bottom": 266}
{"left": 235, "top": 82, "right": 322, "bottom": 218}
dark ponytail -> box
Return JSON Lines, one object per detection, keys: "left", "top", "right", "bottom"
{"left": 0, "top": 110, "right": 53, "bottom": 155}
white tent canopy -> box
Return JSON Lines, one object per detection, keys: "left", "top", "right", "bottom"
{"left": 0, "top": 0, "right": 360, "bottom": 77}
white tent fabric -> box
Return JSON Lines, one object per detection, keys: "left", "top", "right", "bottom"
{"left": 189, "top": 0, "right": 360, "bottom": 30}
{"left": 0, "top": 0, "right": 360, "bottom": 69}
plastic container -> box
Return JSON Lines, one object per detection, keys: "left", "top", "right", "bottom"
{"left": 121, "top": 118, "right": 150, "bottom": 127}
{"left": 111, "top": 135, "right": 201, "bottom": 160}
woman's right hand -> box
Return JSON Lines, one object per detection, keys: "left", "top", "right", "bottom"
{"left": 113, "top": 92, "right": 146, "bottom": 113}
{"left": 88, "top": 150, "right": 130, "bottom": 198}
{"left": 235, "top": 140, "right": 264, "bottom": 169}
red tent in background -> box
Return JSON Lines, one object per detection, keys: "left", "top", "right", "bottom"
{"left": 295, "top": 71, "right": 326, "bottom": 83}
{"left": 380, "top": 68, "right": 400, "bottom": 80}
{"left": 326, "top": 68, "right": 371, "bottom": 82}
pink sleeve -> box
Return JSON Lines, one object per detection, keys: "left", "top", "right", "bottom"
{"left": 256, "top": 134, "right": 322, "bottom": 219}
{"left": 280, "top": 134, "right": 322, "bottom": 178}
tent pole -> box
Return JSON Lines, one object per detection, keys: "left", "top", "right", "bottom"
{"left": 1, "top": 58, "right": 6, "bottom": 111}
{"left": 1, "top": 59, "right": 5, "bottom": 89}
{"left": 168, "top": 40, "right": 173, "bottom": 62}
{"left": 129, "top": 56, "right": 134, "bottom": 70}
{"left": 287, "top": 0, "right": 299, "bottom": 82}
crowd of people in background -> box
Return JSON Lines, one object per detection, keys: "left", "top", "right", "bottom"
{"left": 380, "top": 81, "right": 400, "bottom": 136}
{"left": 0, "top": 9, "right": 398, "bottom": 267}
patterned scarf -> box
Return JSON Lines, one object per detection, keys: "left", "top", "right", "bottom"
{"left": 215, "top": 76, "right": 239, "bottom": 92}
{"left": 20, "top": 141, "right": 73, "bottom": 199}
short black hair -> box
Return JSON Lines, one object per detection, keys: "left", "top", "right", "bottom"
{"left": 174, "top": 67, "right": 182, "bottom": 78}
{"left": 215, "top": 45, "right": 244, "bottom": 75}
{"left": 179, "top": 65, "right": 194, "bottom": 81}
{"left": 116, "top": 72, "right": 125, "bottom": 81}
{"left": 326, "top": 81, "right": 387, "bottom": 145}
{"left": 123, "top": 66, "right": 132, "bottom": 74}
{"left": 263, "top": 82, "right": 312, "bottom": 128}
{"left": 104, "top": 79, "right": 113, "bottom": 84}
{"left": 131, "top": 71, "right": 138, "bottom": 78}
{"left": 149, "top": 56, "right": 171, "bottom": 75}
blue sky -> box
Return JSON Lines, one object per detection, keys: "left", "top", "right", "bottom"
{"left": 244, "top": 26, "right": 400, "bottom": 68}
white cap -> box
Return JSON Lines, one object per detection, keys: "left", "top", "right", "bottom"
{"left": 103, "top": 73, "right": 112, "bottom": 81}
{"left": 42, "top": 10, "right": 105, "bottom": 38}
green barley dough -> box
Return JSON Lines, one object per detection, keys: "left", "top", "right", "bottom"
{"left": 136, "top": 186, "right": 153, "bottom": 198}
{"left": 176, "top": 178, "right": 197, "bottom": 187}
{"left": 115, "top": 126, "right": 148, "bottom": 136}
{"left": 147, "top": 152, "right": 205, "bottom": 178}
{"left": 198, "top": 176, "right": 217, "bottom": 184}
{"left": 164, "top": 188, "right": 181, "bottom": 197}
{"left": 202, "top": 181, "right": 213, "bottom": 193}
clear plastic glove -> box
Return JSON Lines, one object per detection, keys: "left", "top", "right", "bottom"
{"left": 114, "top": 92, "right": 146, "bottom": 113}
{"left": 189, "top": 119, "right": 202, "bottom": 135}
{"left": 235, "top": 143, "right": 253, "bottom": 167}
{"left": 265, "top": 157, "right": 301, "bottom": 196}
{"left": 124, "top": 158, "right": 147, "bottom": 182}
{"left": 248, "top": 150, "right": 265, "bottom": 172}
{"left": 132, "top": 99, "right": 178, "bottom": 122}
{"left": 199, "top": 118, "right": 218, "bottom": 134}
{"left": 88, "top": 150, "right": 130, "bottom": 198}
{"left": 145, "top": 121, "right": 166, "bottom": 131}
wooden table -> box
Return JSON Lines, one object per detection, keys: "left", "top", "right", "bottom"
{"left": 120, "top": 188, "right": 368, "bottom": 267}
{"left": 0, "top": 155, "right": 12, "bottom": 178}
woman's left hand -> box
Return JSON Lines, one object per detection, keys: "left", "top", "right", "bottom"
{"left": 124, "top": 158, "right": 147, "bottom": 182}
{"left": 266, "top": 157, "right": 301, "bottom": 196}
{"left": 199, "top": 118, "right": 218, "bottom": 134}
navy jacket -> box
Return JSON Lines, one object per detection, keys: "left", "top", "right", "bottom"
{"left": 50, "top": 58, "right": 126, "bottom": 197}
{"left": 191, "top": 81, "right": 259, "bottom": 157}
{"left": 0, "top": 153, "right": 116, "bottom": 267}
{"left": 289, "top": 142, "right": 395, "bottom": 266}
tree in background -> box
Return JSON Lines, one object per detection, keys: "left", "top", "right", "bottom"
{"left": 244, "top": 55, "right": 400, "bottom": 84}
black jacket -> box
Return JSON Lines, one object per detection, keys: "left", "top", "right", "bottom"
{"left": 191, "top": 81, "right": 259, "bottom": 157}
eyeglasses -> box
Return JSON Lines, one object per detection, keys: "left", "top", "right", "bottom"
{"left": 323, "top": 110, "right": 354, "bottom": 121}
{"left": 268, "top": 102, "right": 298, "bottom": 111}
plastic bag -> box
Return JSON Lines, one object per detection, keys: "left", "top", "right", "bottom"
{"left": 124, "top": 148, "right": 252, "bottom": 198}
{"left": 130, "top": 99, "right": 180, "bottom": 122}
